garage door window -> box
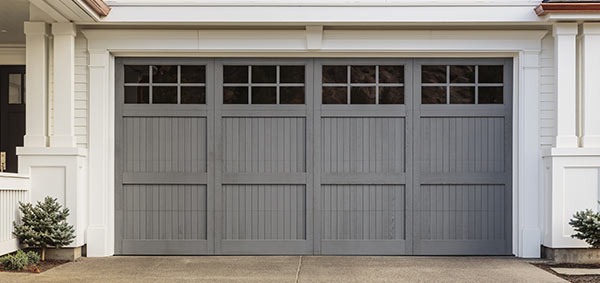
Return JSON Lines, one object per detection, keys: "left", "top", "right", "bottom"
{"left": 223, "top": 65, "right": 305, "bottom": 104}
{"left": 123, "top": 65, "right": 206, "bottom": 104}
{"left": 322, "top": 65, "right": 404, "bottom": 104}
{"left": 421, "top": 65, "right": 503, "bottom": 104}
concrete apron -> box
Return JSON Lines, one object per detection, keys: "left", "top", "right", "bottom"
{"left": 0, "top": 256, "right": 566, "bottom": 283}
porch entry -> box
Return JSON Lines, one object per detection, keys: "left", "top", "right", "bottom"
{"left": 114, "top": 58, "right": 512, "bottom": 255}
{"left": 0, "top": 66, "right": 25, "bottom": 174}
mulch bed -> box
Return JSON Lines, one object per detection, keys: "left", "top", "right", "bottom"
{"left": 532, "top": 262, "right": 600, "bottom": 283}
{"left": 0, "top": 259, "right": 69, "bottom": 274}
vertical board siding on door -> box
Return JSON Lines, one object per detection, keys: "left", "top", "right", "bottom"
{"left": 321, "top": 117, "right": 405, "bottom": 174}
{"left": 222, "top": 117, "right": 306, "bottom": 173}
{"left": 420, "top": 117, "right": 505, "bottom": 173}
{"left": 123, "top": 184, "right": 208, "bottom": 240}
{"left": 419, "top": 185, "right": 505, "bottom": 241}
{"left": 321, "top": 185, "right": 406, "bottom": 240}
{"left": 123, "top": 117, "right": 208, "bottom": 173}
{"left": 222, "top": 185, "right": 306, "bottom": 240}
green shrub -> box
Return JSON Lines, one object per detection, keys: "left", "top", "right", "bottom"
{"left": 26, "top": 251, "right": 41, "bottom": 265}
{"left": 0, "top": 250, "right": 29, "bottom": 271}
{"left": 570, "top": 206, "right": 600, "bottom": 248}
{"left": 13, "top": 197, "right": 75, "bottom": 261}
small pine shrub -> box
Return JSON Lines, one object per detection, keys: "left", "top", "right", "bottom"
{"left": 0, "top": 250, "right": 29, "bottom": 271}
{"left": 26, "top": 251, "right": 41, "bottom": 265}
{"left": 570, "top": 206, "right": 600, "bottom": 248}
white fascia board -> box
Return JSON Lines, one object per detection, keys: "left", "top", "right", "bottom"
{"left": 91, "top": 5, "right": 544, "bottom": 25}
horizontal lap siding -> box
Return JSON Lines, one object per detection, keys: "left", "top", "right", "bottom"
{"left": 123, "top": 117, "right": 207, "bottom": 173}
{"left": 321, "top": 185, "right": 405, "bottom": 240}
{"left": 420, "top": 117, "right": 504, "bottom": 173}
{"left": 540, "top": 34, "right": 556, "bottom": 148}
{"left": 222, "top": 185, "right": 306, "bottom": 240}
{"left": 419, "top": 185, "right": 505, "bottom": 241}
{"left": 123, "top": 184, "right": 207, "bottom": 240}
{"left": 321, "top": 117, "right": 405, "bottom": 174}
{"left": 222, "top": 117, "right": 306, "bottom": 173}
{"left": 75, "top": 34, "right": 89, "bottom": 148}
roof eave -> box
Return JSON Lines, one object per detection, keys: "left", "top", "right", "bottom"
{"left": 535, "top": 2, "right": 600, "bottom": 16}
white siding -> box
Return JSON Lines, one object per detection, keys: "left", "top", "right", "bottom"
{"left": 75, "top": 34, "right": 89, "bottom": 148}
{"left": 539, "top": 33, "right": 556, "bottom": 148}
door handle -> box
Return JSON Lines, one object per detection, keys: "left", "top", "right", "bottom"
{"left": 0, "top": 152, "right": 6, "bottom": 172}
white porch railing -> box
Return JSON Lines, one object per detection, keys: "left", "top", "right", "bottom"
{"left": 0, "top": 173, "right": 29, "bottom": 256}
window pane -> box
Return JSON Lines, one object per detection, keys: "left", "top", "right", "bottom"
{"left": 422, "top": 65, "right": 446, "bottom": 83}
{"left": 124, "top": 65, "right": 149, "bottom": 83}
{"left": 8, "top": 74, "right": 22, "bottom": 104}
{"left": 422, "top": 86, "right": 446, "bottom": 104}
{"left": 181, "top": 87, "right": 206, "bottom": 104}
{"left": 450, "top": 65, "right": 475, "bottom": 83}
{"left": 153, "top": 87, "right": 177, "bottom": 104}
{"left": 479, "top": 87, "right": 503, "bottom": 104}
{"left": 479, "top": 65, "right": 503, "bottom": 83}
{"left": 252, "top": 66, "right": 276, "bottom": 83}
{"left": 350, "top": 65, "right": 376, "bottom": 83}
{"left": 450, "top": 87, "right": 475, "bottom": 104}
{"left": 322, "top": 66, "right": 347, "bottom": 83}
{"left": 152, "top": 65, "right": 177, "bottom": 83}
{"left": 323, "top": 87, "right": 347, "bottom": 104}
{"left": 350, "top": 87, "right": 376, "bottom": 104}
{"left": 181, "top": 66, "right": 205, "bottom": 83}
{"left": 379, "top": 66, "right": 404, "bottom": 83}
{"left": 252, "top": 87, "right": 276, "bottom": 104}
{"left": 280, "top": 87, "right": 305, "bottom": 104}
{"left": 379, "top": 87, "right": 404, "bottom": 104}
{"left": 124, "top": 86, "right": 149, "bottom": 104}
{"left": 224, "top": 87, "right": 248, "bottom": 104}
{"left": 224, "top": 66, "right": 248, "bottom": 83}
{"left": 280, "top": 66, "right": 305, "bottom": 83}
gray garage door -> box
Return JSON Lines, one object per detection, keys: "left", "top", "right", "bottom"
{"left": 115, "top": 58, "right": 512, "bottom": 255}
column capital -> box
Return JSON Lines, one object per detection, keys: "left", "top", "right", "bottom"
{"left": 553, "top": 23, "right": 578, "bottom": 37}
{"left": 24, "top": 22, "right": 49, "bottom": 36}
{"left": 582, "top": 23, "right": 600, "bottom": 36}
{"left": 52, "top": 23, "right": 76, "bottom": 37}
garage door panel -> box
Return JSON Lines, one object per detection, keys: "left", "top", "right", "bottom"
{"left": 321, "top": 185, "right": 405, "bottom": 241}
{"left": 419, "top": 185, "right": 505, "bottom": 242}
{"left": 123, "top": 116, "right": 208, "bottom": 173}
{"left": 123, "top": 184, "right": 208, "bottom": 241}
{"left": 420, "top": 117, "right": 505, "bottom": 174}
{"left": 222, "top": 184, "right": 306, "bottom": 240}
{"left": 321, "top": 117, "right": 405, "bottom": 174}
{"left": 222, "top": 117, "right": 306, "bottom": 173}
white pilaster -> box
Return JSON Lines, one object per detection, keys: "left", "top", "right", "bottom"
{"left": 581, "top": 23, "right": 600, "bottom": 148}
{"left": 50, "top": 23, "right": 77, "bottom": 147}
{"left": 23, "top": 22, "right": 49, "bottom": 147}
{"left": 553, "top": 23, "right": 579, "bottom": 148}
{"left": 518, "top": 50, "right": 542, "bottom": 258}
{"left": 86, "top": 49, "right": 114, "bottom": 257}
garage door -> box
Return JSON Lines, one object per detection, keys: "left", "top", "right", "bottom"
{"left": 115, "top": 58, "right": 512, "bottom": 255}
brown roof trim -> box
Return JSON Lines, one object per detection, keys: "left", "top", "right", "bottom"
{"left": 536, "top": 3, "right": 600, "bottom": 16}
{"left": 82, "top": 0, "right": 111, "bottom": 17}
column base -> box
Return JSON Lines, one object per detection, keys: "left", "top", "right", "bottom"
{"left": 23, "top": 135, "right": 47, "bottom": 147}
{"left": 582, "top": 135, "right": 600, "bottom": 148}
{"left": 555, "top": 135, "right": 579, "bottom": 148}
{"left": 49, "top": 135, "right": 77, "bottom": 148}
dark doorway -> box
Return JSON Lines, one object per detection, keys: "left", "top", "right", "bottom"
{"left": 0, "top": 66, "right": 25, "bottom": 173}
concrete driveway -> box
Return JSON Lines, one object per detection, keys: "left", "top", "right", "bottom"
{"left": 0, "top": 256, "right": 565, "bottom": 283}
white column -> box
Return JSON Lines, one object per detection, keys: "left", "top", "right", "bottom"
{"left": 553, "top": 23, "right": 579, "bottom": 148}
{"left": 518, "top": 50, "right": 542, "bottom": 258}
{"left": 581, "top": 23, "right": 600, "bottom": 148}
{"left": 50, "top": 23, "right": 77, "bottom": 147}
{"left": 86, "top": 49, "right": 114, "bottom": 257}
{"left": 23, "top": 22, "right": 49, "bottom": 147}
